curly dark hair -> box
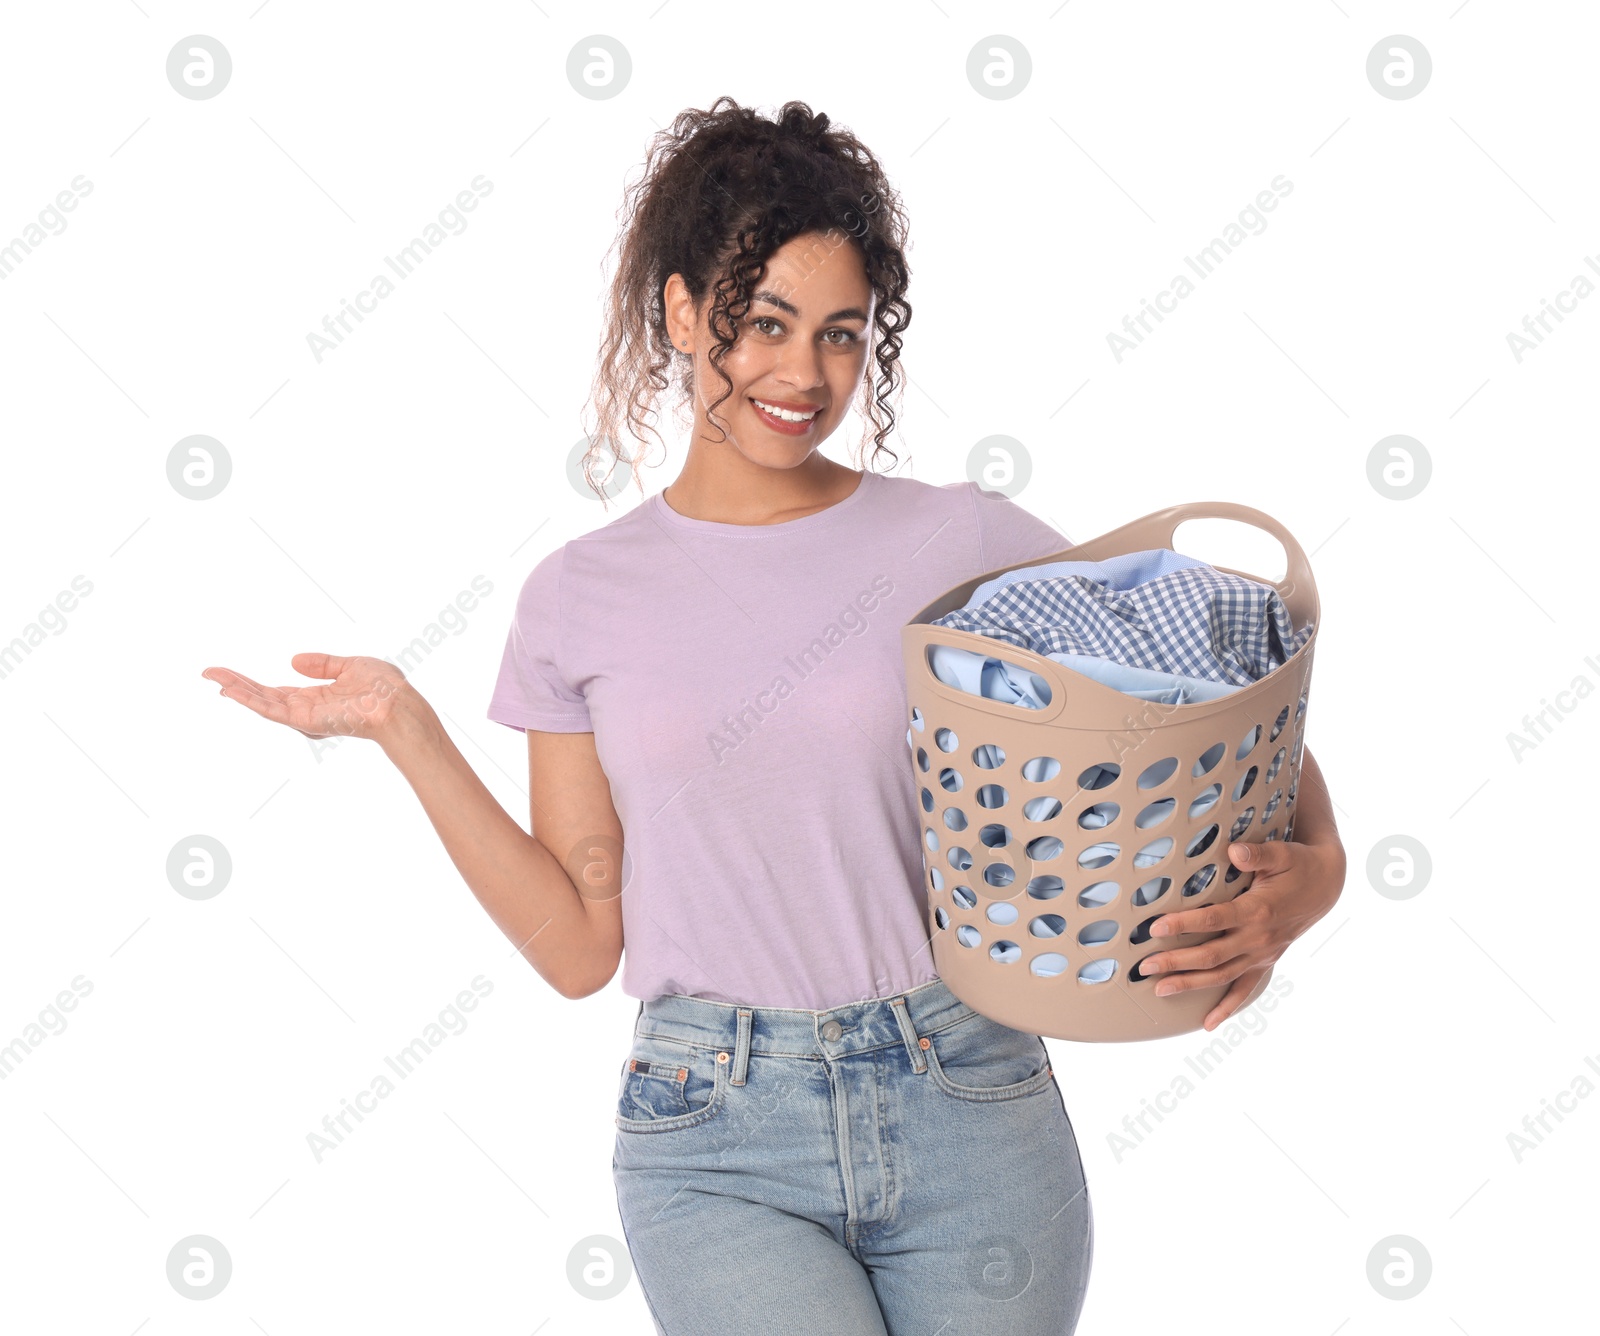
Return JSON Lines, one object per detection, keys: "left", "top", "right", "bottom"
{"left": 580, "top": 97, "right": 913, "bottom": 503}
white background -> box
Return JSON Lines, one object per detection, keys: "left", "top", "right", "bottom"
{"left": 1, "top": 1, "right": 1592, "bottom": 1332}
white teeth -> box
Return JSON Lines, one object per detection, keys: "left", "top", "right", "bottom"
{"left": 752, "top": 398, "right": 817, "bottom": 423}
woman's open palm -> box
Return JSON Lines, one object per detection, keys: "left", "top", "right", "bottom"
{"left": 202, "top": 653, "right": 410, "bottom": 743}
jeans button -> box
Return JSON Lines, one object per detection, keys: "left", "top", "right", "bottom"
{"left": 821, "top": 1020, "right": 843, "bottom": 1041}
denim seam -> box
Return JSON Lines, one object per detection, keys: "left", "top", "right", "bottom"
{"left": 644, "top": 978, "right": 947, "bottom": 1017}
{"left": 633, "top": 1015, "right": 973, "bottom": 1060}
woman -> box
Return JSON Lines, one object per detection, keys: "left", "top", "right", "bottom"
{"left": 203, "top": 98, "right": 1346, "bottom": 1335}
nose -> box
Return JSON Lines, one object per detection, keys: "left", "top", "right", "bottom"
{"left": 771, "top": 335, "right": 825, "bottom": 391}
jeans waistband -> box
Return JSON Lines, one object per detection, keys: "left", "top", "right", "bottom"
{"left": 632, "top": 977, "right": 981, "bottom": 1086}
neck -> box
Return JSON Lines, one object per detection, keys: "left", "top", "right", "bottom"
{"left": 664, "top": 452, "right": 860, "bottom": 526}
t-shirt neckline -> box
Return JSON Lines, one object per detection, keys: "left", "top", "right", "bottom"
{"left": 651, "top": 468, "right": 876, "bottom": 535}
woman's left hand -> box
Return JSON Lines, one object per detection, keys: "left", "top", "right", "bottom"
{"left": 1139, "top": 838, "right": 1346, "bottom": 1031}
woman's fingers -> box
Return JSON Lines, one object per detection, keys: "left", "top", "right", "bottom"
{"left": 203, "top": 656, "right": 401, "bottom": 741}
{"left": 290, "top": 651, "right": 347, "bottom": 681}
{"left": 219, "top": 678, "right": 290, "bottom": 723}
{"left": 202, "top": 665, "right": 299, "bottom": 725}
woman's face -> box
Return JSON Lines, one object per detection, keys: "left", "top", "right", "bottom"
{"left": 668, "top": 230, "right": 875, "bottom": 466}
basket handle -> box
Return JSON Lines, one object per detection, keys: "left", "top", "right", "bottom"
{"left": 1089, "top": 500, "right": 1315, "bottom": 603}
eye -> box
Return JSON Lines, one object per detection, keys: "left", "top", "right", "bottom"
{"left": 751, "top": 317, "right": 782, "bottom": 335}
{"left": 825, "top": 328, "right": 861, "bottom": 345}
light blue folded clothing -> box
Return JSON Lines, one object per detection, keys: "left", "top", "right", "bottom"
{"left": 928, "top": 643, "right": 1244, "bottom": 710}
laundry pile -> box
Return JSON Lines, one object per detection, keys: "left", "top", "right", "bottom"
{"left": 928, "top": 548, "right": 1314, "bottom": 709}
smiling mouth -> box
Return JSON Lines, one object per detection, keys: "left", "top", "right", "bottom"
{"left": 750, "top": 397, "right": 821, "bottom": 424}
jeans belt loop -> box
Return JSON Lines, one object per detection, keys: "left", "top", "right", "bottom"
{"left": 890, "top": 996, "right": 929, "bottom": 1074}
{"left": 731, "top": 1007, "right": 753, "bottom": 1086}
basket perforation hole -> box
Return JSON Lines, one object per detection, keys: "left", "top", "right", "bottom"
{"left": 1078, "top": 762, "right": 1120, "bottom": 791}
{"left": 1132, "top": 876, "right": 1171, "bottom": 906}
{"left": 1193, "top": 742, "right": 1226, "bottom": 777}
{"left": 910, "top": 706, "right": 925, "bottom": 732}
{"left": 1078, "top": 801, "right": 1120, "bottom": 830}
{"left": 1269, "top": 704, "right": 1290, "bottom": 741}
{"left": 1265, "top": 747, "right": 1287, "bottom": 783}
{"left": 1028, "top": 876, "right": 1066, "bottom": 900}
{"left": 1078, "top": 841, "right": 1119, "bottom": 871}
{"left": 1129, "top": 915, "right": 1164, "bottom": 945}
{"left": 916, "top": 747, "right": 929, "bottom": 772}
{"left": 938, "top": 768, "right": 963, "bottom": 793}
{"left": 934, "top": 727, "right": 959, "bottom": 752}
{"left": 1182, "top": 864, "right": 1217, "bottom": 897}
{"left": 1024, "top": 756, "right": 1060, "bottom": 782}
{"left": 1078, "top": 919, "right": 1118, "bottom": 946}
{"left": 986, "top": 902, "right": 1018, "bottom": 925}
{"left": 1236, "top": 723, "right": 1261, "bottom": 760}
{"left": 1133, "top": 836, "right": 1174, "bottom": 868}
{"left": 1030, "top": 953, "right": 1069, "bottom": 977}
{"left": 1230, "top": 808, "right": 1256, "bottom": 842}
{"left": 951, "top": 885, "right": 977, "bottom": 910}
{"left": 1137, "top": 756, "right": 1179, "bottom": 790}
{"left": 943, "top": 808, "right": 968, "bottom": 832}
{"left": 1078, "top": 959, "right": 1118, "bottom": 984}
{"left": 975, "top": 783, "right": 1008, "bottom": 809}
{"left": 1029, "top": 914, "right": 1067, "bottom": 938}
{"left": 1025, "top": 836, "right": 1064, "bottom": 861}
{"left": 1185, "top": 824, "right": 1219, "bottom": 859}
{"left": 1135, "top": 798, "right": 1176, "bottom": 829}
{"left": 956, "top": 925, "right": 981, "bottom": 947}
{"left": 1188, "top": 784, "right": 1222, "bottom": 819}
{"left": 982, "top": 863, "right": 1015, "bottom": 888}
{"left": 1077, "top": 880, "right": 1118, "bottom": 908}
{"left": 989, "top": 941, "right": 1021, "bottom": 963}
{"left": 1232, "top": 766, "right": 1258, "bottom": 802}
{"left": 1023, "top": 796, "right": 1063, "bottom": 822}
{"left": 946, "top": 846, "right": 972, "bottom": 871}
{"left": 974, "top": 744, "right": 1005, "bottom": 769}
{"left": 978, "top": 823, "right": 1010, "bottom": 848}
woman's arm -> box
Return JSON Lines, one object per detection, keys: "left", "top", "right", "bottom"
{"left": 380, "top": 687, "right": 624, "bottom": 1000}
{"left": 1139, "top": 744, "right": 1347, "bottom": 1029}
{"left": 1282, "top": 745, "right": 1343, "bottom": 859}
{"left": 204, "top": 652, "right": 618, "bottom": 1000}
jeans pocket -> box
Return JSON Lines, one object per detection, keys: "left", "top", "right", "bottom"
{"left": 615, "top": 1030, "right": 729, "bottom": 1134}
{"left": 924, "top": 1010, "right": 1055, "bottom": 1103}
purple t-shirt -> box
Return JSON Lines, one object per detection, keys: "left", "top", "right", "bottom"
{"left": 486, "top": 468, "right": 1071, "bottom": 1010}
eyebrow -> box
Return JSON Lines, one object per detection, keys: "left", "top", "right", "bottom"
{"left": 752, "top": 289, "right": 871, "bottom": 323}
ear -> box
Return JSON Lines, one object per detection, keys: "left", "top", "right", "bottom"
{"left": 663, "top": 272, "right": 695, "bottom": 353}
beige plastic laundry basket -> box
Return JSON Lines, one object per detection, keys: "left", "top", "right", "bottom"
{"left": 901, "top": 501, "right": 1319, "bottom": 1043}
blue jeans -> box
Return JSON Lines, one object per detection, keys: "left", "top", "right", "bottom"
{"left": 611, "top": 976, "right": 1093, "bottom": 1334}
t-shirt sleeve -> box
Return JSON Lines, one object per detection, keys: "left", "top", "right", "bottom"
{"left": 486, "top": 545, "right": 593, "bottom": 733}
{"left": 965, "top": 481, "right": 1073, "bottom": 572}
